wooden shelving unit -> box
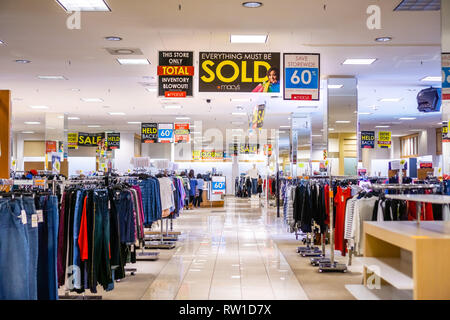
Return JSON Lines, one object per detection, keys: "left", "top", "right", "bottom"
{"left": 347, "top": 221, "right": 450, "bottom": 300}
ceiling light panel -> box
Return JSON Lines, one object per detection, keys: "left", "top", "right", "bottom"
{"left": 38, "top": 75, "right": 67, "bottom": 80}
{"left": 342, "top": 58, "right": 377, "bottom": 65}
{"left": 399, "top": 117, "right": 416, "bottom": 120}
{"left": 81, "top": 98, "right": 103, "bottom": 102}
{"left": 56, "top": 0, "right": 111, "bottom": 12}
{"left": 379, "top": 98, "right": 402, "bottom": 102}
{"left": 394, "top": 0, "right": 440, "bottom": 11}
{"left": 421, "top": 76, "right": 442, "bottom": 82}
{"left": 230, "top": 34, "right": 268, "bottom": 43}
{"left": 108, "top": 112, "right": 125, "bottom": 115}
{"left": 30, "top": 105, "right": 49, "bottom": 109}
{"left": 117, "top": 58, "right": 150, "bottom": 65}
{"left": 328, "top": 84, "right": 343, "bottom": 89}
{"left": 24, "top": 121, "right": 40, "bottom": 125}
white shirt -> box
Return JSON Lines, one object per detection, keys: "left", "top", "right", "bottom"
{"left": 158, "top": 177, "right": 175, "bottom": 211}
{"left": 248, "top": 168, "right": 258, "bottom": 179}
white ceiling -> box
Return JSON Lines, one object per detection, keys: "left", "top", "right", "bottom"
{"left": 0, "top": 0, "right": 443, "bottom": 138}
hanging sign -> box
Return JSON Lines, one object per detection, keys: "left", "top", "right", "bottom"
{"left": 420, "top": 162, "right": 433, "bottom": 169}
{"left": 211, "top": 176, "right": 226, "bottom": 195}
{"left": 443, "top": 121, "right": 450, "bottom": 143}
{"left": 251, "top": 104, "right": 266, "bottom": 129}
{"left": 107, "top": 133, "right": 120, "bottom": 150}
{"left": 263, "top": 144, "right": 272, "bottom": 156}
{"left": 229, "top": 144, "right": 239, "bottom": 156}
{"left": 158, "top": 123, "right": 174, "bottom": 143}
{"left": 361, "top": 131, "right": 375, "bottom": 149}
{"left": 377, "top": 131, "right": 392, "bottom": 149}
{"left": 283, "top": 53, "right": 320, "bottom": 101}
{"left": 158, "top": 51, "right": 194, "bottom": 98}
{"left": 174, "top": 123, "right": 190, "bottom": 143}
{"left": 51, "top": 154, "right": 61, "bottom": 174}
{"left": 78, "top": 132, "right": 105, "bottom": 147}
{"left": 199, "top": 52, "right": 280, "bottom": 93}
{"left": 141, "top": 123, "right": 158, "bottom": 143}
{"left": 45, "top": 141, "right": 57, "bottom": 154}
{"left": 193, "top": 150, "right": 223, "bottom": 160}
{"left": 68, "top": 133, "right": 78, "bottom": 149}
{"left": 443, "top": 53, "right": 450, "bottom": 100}
{"left": 239, "top": 144, "right": 259, "bottom": 155}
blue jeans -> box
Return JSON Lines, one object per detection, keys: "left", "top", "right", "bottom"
{"left": 0, "top": 199, "right": 30, "bottom": 300}
{"left": 21, "top": 197, "right": 39, "bottom": 300}
{"left": 115, "top": 191, "right": 135, "bottom": 244}
{"left": 72, "top": 190, "right": 85, "bottom": 290}
{"left": 251, "top": 179, "right": 258, "bottom": 195}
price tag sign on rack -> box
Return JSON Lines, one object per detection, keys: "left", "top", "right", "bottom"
{"left": 283, "top": 53, "right": 320, "bottom": 101}
{"left": 211, "top": 176, "right": 226, "bottom": 195}
{"left": 158, "top": 123, "right": 174, "bottom": 143}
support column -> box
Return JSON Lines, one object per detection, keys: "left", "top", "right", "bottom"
{"left": 0, "top": 90, "right": 11, "bottom": 178}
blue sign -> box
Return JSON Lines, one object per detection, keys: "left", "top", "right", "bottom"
{"left": 285, "top": 67, "right": 319, "bottom": 89}
{"left": 211, "top": 177, "right": 226, "bottom": 194}
{"left": 283, "top": 53, "right": 320, "bottom": 101}
{"left": 157, "top": 123, "right": 174, "bottom": 143}
{"left": 361, "top": 131, "right": 375, "bottom": 149}
{"left": 443, "top": 67, "right": 450, "bottom": 88}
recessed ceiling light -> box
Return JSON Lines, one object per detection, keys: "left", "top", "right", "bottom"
{"left": 176, "top": 117, "right": 190, "bottom": 120}
{"left": 278, "top": 130, "right": 287, "bottom": 133}
{"left": 71, "top": 88, "right": 80, "bottom": 92}
{"left": 328, "top": 84, "right": 343, "bottom": 89}
{"left": 399, "top": 117, "right": 416, "bottom": 120}
{"left": 358, "top": 112, "right": 373, "bottom": 115}
{"left": 379, "top": 98, "right": 402, "bottom": 102}
{"left": 105, "top": 36, "right": 122, "bottom": 41}
{"left": 29, "top": 105, "right": 49, "bottom": 109}
{"left": 108, "top": 112, "right": 125, "bottom": 116}
{"left": 88, "top": 125, "right": 101, "bottom": 128}
{"left": 127, "top": 121, "right": 141, "bottom": 124}
{"left": 232, "top": 128, "right": 244, "bottom": 131}
{"left": 232, "top": 112, "right": 247, "bottom": 116}
{"left": 408, "top": 129, "right": 421, "bottom": 132}
{"left": 15, "top": 59, "right": 31, "bottom": 64}
{"left": 21, "top": 131, "right": 35, "bottom": 134}
{"left": 117, "top": 58, "right": 150, "bottom": 65}
{"left": 56, "top": 0, "right": 111, "bottom": 12}
{"left": 230, "top": 98, "right": 252, "bottom": 102}
{"left": 420, "top": 76, "right": 442, "bottom": 82}
{"left": 242, "top": 1, "right": 263, "bottom": 8}
{"left": 280, "top": 125, "right": 290, "bottom": 128}
{"left": 336, "top": 120, "right": 350, "bottom": 123}
{"left": 146, "top": 87, "right": 157, "bottom": 92}
{"left": 376, "top": 125, "right": 390, "bottom": 128}
{"left": 81, "top": 98, "right": 104, "bottom": 102}
{"left": 342, "top": 58, "right": 377, "bottom": 65}
{"left": 163, "top": 104, "right": 182, "bottom": 109}
{"left": 38, "top": 75, "right": 67, "bottom": 80}
{"left": 24, "top": 121, "right": 40, "bottom": 125}
{"left": 375, "top": 37, "right": 392, "bottom": 42}
{"left": 230, "top": 34, "right": 268, "bottom": 43}
{"left": 68, "top": 117, "right": 80, "bottom": 120}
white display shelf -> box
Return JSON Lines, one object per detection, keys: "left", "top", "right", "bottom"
{"left": 360, "top": 257, "right": 413, "bottom": 290}
{"left": 345, "top": 284, "right": 413, "bottom": 300}
{"left": 384, "top": 194, "right": 450, "bottom": 205}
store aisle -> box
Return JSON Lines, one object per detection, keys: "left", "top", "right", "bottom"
{"left": 141, "top": 197, "right": 309, "bottom": 300}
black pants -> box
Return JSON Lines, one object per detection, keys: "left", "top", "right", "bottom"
{"left": 194, "top": 190, "right": 203, "bottom": 207}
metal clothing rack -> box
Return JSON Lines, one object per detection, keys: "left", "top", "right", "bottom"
{"left": 318, "top": 176, "right": 360, "bottom": 273}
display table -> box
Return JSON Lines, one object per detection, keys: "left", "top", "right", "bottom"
{"left": 354, "top": 221, "right": 450, "bottom": 300}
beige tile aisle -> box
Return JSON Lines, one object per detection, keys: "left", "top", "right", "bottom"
{"left": 141, "top": 197, "right": 309, "bottom": 300}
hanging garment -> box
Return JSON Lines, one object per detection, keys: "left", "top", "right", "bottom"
{"left": 334, "top": 186, "right": 352, "bottom": 256}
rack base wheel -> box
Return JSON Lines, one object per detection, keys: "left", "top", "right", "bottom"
{"left": 318, "top": 261, "right": 347, "bottom": 273}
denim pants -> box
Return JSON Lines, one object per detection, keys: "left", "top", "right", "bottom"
{"left": 115, "top": 191, "right": 135, "bottom": 244}
{"left": 21, "top": 197, "right": 39, "bottom": 300}
{"left": 93, "top": 190, "right": 112, "bottom": 291}
{"left": 0, "top": 199, "right": 30, "bottom": 300}
{"left": 72, "top": 190, "right": 85, "bottom": 290}
{"left": 251, "top": 179, "right": 258, "bottom": 195}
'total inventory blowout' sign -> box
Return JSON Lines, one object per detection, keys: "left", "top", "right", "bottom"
{"left": 158, "top": 51, "right": 194, "bottom": 98}
{"left": 141, "top": 123, "right": 158, "bottom": 143}
{"left": 199, "top": 52, "right": 280, "bottom": 93}
{"left": 377, "top": 131, "right": 392, "bottom": 149}
{"left": 158, "top": 123, "right": 174, "bottom": 143}
{"left": 283, "top": 53, "right": 320, "bottom": 101}
{"left": 361, "top": 131, "right": 375, "bottom": 149}
{"left": 106, "top": 133, "right": 120, "bottom": 150}
{"left": 174, "top": 123, "right": 190, "bottom": 143}
{"left": 443, "top": 53, "right": 450, "bottom": 101}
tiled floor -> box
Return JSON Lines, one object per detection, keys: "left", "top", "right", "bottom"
{"left": 141, "top": 196, "right": 308, "bottom": 300}
{"left": 59, "top": 196, "right": 362, "bottom": 300}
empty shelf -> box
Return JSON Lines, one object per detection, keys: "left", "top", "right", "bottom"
{"left": 361, "top": 257, "right": 413, "bottom": 290}
{"left": 345, "top": 284, "right": 413, "bottom": 300}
